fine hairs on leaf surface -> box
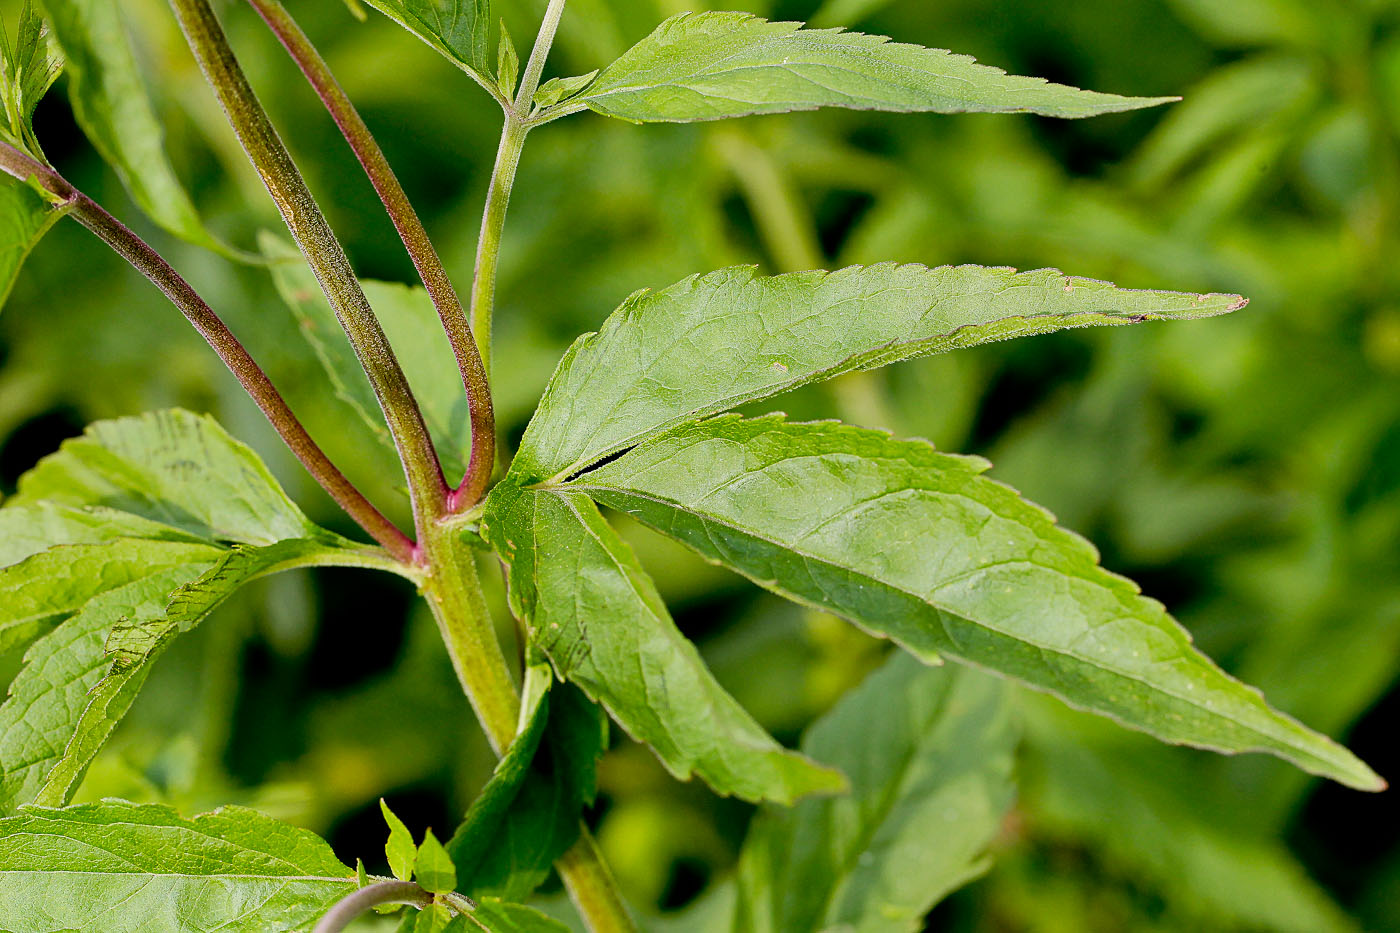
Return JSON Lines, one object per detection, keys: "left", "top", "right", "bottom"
{"left": 0, "top": 0, "right": 1387, "bottom": 930}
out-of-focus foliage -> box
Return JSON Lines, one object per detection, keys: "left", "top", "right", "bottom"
{"left": 0, "top": 0, "right": 1396, "bottom": 929}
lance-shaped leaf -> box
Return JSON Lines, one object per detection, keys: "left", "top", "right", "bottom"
{"left": 10, "top": 408, "right": 324, "bottom": 545}
{"left": 0, "top": 799, "right": 355, "bottom": 932}
{"left": 360, "top": 0, "right": 492, "bottom": 85}
{"left": 482, "top": 481, "right": 847, "bottom": 804}
{"left": 571, "top": 416, "right": 1383, "bottom": 791}
{"left": 0, "top": 2, "right": 66, "bottom": 310}
{"left": 462, "top": 899, "right": 572, "bottom": 933}
{"left": 0, "top": 410, "right": 399, "bottom": 813}
{"left": 571, "top": 12, "right": 1175, "bottom": 124}
{"left": 510, "top": 264, "right": 1245, "bottom": 484}
{"left": 264, "top": 233, "right": 472, "bottom": 479}
{"left": 736, "top": 654, "right": 1017, "bottom": 933}
{"left": 37, "top": 0, "right": 229, "bottom": 252}
{"left": 33, "top": 538, "right": 359, "bottom": 809}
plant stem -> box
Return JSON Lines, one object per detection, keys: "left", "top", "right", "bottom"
{"left": 169, "top": 0, "right": 448, "bottom": 537}
{"left": 0, "top": 142, "right": 415, "bottom": 562}
{"left": 245, "top": 0, "right": 495, "bottom": 508}
{"left": 469, "top": 0, "right": 569, "bottom": 377}
{"left": 419, "top": 523, "right": 636, "bottom": 933}
{"left": 312, "top": 880, "right": 432, "bottom": 933}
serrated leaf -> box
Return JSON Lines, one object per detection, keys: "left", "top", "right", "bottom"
{"left": 570, "top": 416, "right": 1383, "bottom": 791}
{"left": 0, "top": 799, "right": 354, "bottom": 932}
{"left": 573, "top": 12, "right": 1176, "bottom": 124}
{"left": 0, "top": 410, "right": 392, "bottom": 813}
{"left": 0, "top": 1, "right": 62, "bottom": 149}
{"left": 36, "top": 0, "right": 230, "bottom": 253}
{"left": 736, "top": 654, "right": 1017, "bottom": 932}
{"left": 263, "top": 233, "right": 472, "bottom": 480}
{"left": 448, "top": 664, "right": 606, "bottom": 900}
{"left": 511, "top": 264, "right": 1246, "bottom": 484}
{"left": 496, "top": 20, "right": 518, "bottom": 97}
{"left": 10, "top": 408, "right": 323, "bottom": 545}
{"left": 382, "top": 798, "right": 417, "bottom": 882}
{"left": 416, "top": 828, "right": 457, "bottom": 894}
{"left": 0, "top": 178, "right": 65, "bottom": 312}
{"left": 532, "top": 71, "right": 597, "bottom": 110}
{"left": 360, "top": 0, "right": 492, "bottom": 82}
{"left": 481, "top": 481, "right": 847, "bottom": 805}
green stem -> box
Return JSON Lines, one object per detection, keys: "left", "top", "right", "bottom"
{"left": 419, "top": 525, "right": 636, "bottom": 933}
{"left": 0, "top": 142, "right": 415, "bottom": 562}
{"left": 470, "top": 0, "right": 569, "bottom": 377}
{"left": 169, "top": 0, "right": 448, "bottom": 537}
{"left": 246, "top": 0, "right": 495, "bottom": 508}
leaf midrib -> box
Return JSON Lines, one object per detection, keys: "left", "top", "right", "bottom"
{"left": 568, "top": 481, "right": 1323, "bottom": 760}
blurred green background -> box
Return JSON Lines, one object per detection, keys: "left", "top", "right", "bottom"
{"left": 2, "top": 0, "right": 1399, "bottom": 929}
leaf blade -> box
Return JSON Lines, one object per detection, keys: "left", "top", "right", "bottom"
{"left": 360, "top": 0, "right": 492, "bottom": 83}
{"left": 572, "top": 416, "right": 1382, "bottom": 791}
{"left": 511, "top": 264, "right": 1245, "bottom": 483}
{"left": 576, "top": 12, "right": 1175, "bottom": 124}
{"left": 0, "top": 799, "right": 354, "bottom": 932}
{"left": 737, "top": 654, "right": 1017, "bottom": 932}
{"left": 481, "top": 482, "right": 847, "bottom": 804}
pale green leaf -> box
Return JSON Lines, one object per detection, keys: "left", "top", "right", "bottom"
{"left": 263, "top": 233, "right": 472, "bottom": 479}
{"left": 0, "top": 537, "right": 217, "bottom": 656}
{"left": 360, "top": 0, "right": 492, "bottom": 82}
{"left": 0, "top": 502, "right": 200, "bottom": 567}
{"left": 571, "top": 416, "right": 1383, "bottom": 791}
{"left": 37, "top": 0, "right": 228, "bottom": 252}
{"left": 33, "top": 539, "right": 359, "bottom": 808}
{"left": 0, "top": 562, "right": 212, "bottom": 810}
{"left": 0, "top": 0, "right": 63, "bottom": 154}
{"left": 462, "top": 898, "right": 572, "bottom": 932}
{"left": 11, "top": 408, "right": 323, "bottom": 545}
{"left": 481, "top": 482, "right": 847, "bottom": 804}
{"left": 573, "top": 12, "right": 1176, "bottom": 124}
{"left": 383, "top": 798, "right": 418, "bottom": 882}
{"left": 533, "top": 71, "right": 597, "bottom": 110}
{"left": 496, "top": 20, "right": 518, "bottom": 97}
{"left": 0, "top": 178, "right": 64, "bottom": 312}
{"left": 415, "top": 904, "right": 454, "bottom": 933}
{"left": 0, "top": 411, "right": 390, "bottom": 813}
{"left": 736, "top": 654, "right": 1017, "bottom": 933}
{"left": 0, "top": 799, "right": 354, "bottom": 932}
{"left": 510, "top": 264, "right": 1245, "bottom": 484}
{"left": 416, "top": 828, "right": 457, "bottom": 894}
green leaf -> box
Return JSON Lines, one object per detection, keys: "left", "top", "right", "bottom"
{"left": 263, "top": 233, "right": 472, "bottom": 480}
{"left": 360, "top": 0, "right": 492, "bottom": 83}
{"left": 0, "top": 410, "right": 392, "bottom": 813}
{"left": 416, "top": 829, "right": 457, "bottom": 895}
{"left": 0, "top": 176, "right": 63, "bottom": 311}
{"left": 36, "top": 0, "right": 229, "bottom": 252}
{"left": 533, "top": 71, "right": 598, "bottom": 110}
{"left": 573, "top": 12, "right": 1176, "bottom": 124}
{"left": 382, "top": 798, "right": 418, "bottom": 882}
{"left": 415, "top": 904, "right": 454, "bottom": 933}
{"left": 0, "top": 799, "right": 355, "bottom": 931}
{"left": 448, "top": 664, "right": 606, "bottom": 900}
{"left": 462, "top": 898, "right": 572, "bottom": 932}
{"left": 481, "top": 481, "right": 847, "bottom": 805}
{"left": 496, "top": 20, "right": 518, "bottom": 97}
{"left": 510, "top": 264, "right": 1245, "bottom": 484}
{"left": 11, "top": 408, "right": 324, "bottom": 545}
{"left": 570, "top": 416, "right": 1383, "bottom": 791}
{"left": 0, "top": 1, "right": 62, "bottom": 155}
{"left": 736, "top": 654, "right": 1017, "bottom": 932}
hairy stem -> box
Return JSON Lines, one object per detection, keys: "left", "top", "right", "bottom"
{"left": 312, "top": 880, "right": 432, "bottom": 933}
{"left": 470, "top": 0, "right": 569, "bottom": 377}
{"left": 245, "top": 0, "right": 495, "bottom": 508}
{"left": 169, "top": 0, "right": 448, "bottom": 536}
{"left": 0, "top": 143, "right": 415, "bottom": 562}
{"left": 420, "top": 525, "right": 636, "bottom": 933}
